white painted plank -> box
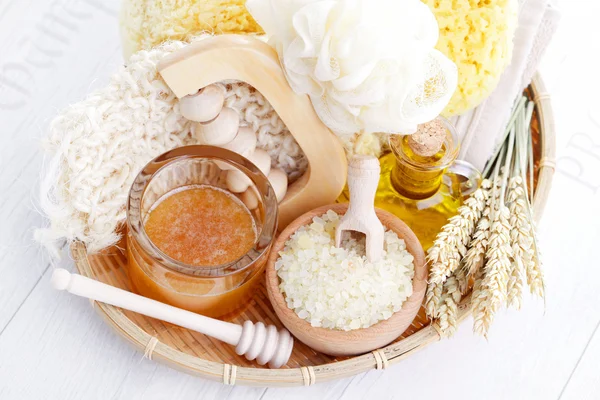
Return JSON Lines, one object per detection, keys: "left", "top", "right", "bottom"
{"left": 561, "top": 321, "right": 600, "bottom": 400}
{"left": 0, "top": 0, "right": 122, "bottom": 330}
{"left": 0, "top": 256, "right": 139, "bottom": 399}
{"left": 1, "top": 0, "right": 599, "bottom": 399}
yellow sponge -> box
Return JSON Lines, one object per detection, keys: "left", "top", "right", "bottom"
{"left": 120, "top": 0, "right": 517, "bottom": 115}
{"left": 120, "top": 0, "right": 263, "bottom": 58}
{"left": 422, "top": 0, "right": 518, "bottom": 116}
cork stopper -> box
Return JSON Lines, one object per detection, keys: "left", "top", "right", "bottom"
{"left": 407, "top": 119, "right": 447, "bottom": 157}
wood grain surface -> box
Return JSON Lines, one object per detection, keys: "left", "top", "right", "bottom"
{"left": 1, "top": 0, "right": 599, "bottom": 399}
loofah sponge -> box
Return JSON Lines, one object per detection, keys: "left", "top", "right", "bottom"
{"left": 120, "top": 0, "right": 516, "bottom": 116}
{"left": 120, "top": 0, "right": 263, "bottom": 58}
{"left": 37, "top": 39, "right": 306, "bottom": 254}
{"left": 118, "top": 0, "right": 516, "bottom": 160}
{"left": 422, "top": 0, "right": 518, "bottom": 116}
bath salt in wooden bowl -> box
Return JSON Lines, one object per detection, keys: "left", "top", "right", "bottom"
{"left": 265, "top": 203, "right": 427, "bottom": 356}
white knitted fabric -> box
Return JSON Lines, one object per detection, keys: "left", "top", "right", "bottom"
{"left": 36, "top": 38, "right": 307, "bottom": 255}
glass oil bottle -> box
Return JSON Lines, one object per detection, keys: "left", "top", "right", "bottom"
{"left": 338, "top": 118, "right": 481, "bottom": 250}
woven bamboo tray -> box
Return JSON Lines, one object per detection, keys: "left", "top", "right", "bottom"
{"left": 71, "top": 73, "right": 555, "bottom": 387}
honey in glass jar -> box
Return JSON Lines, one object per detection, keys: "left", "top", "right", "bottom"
{"left": 127, "top": 146, "right": 278, "bottom": 318}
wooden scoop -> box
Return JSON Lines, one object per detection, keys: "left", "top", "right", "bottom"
{"left": 335, "top": 156, "right": 385, "bottom": 262}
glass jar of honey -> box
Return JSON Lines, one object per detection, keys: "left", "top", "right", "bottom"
{"left": 126, "top": 145, "right": 278, "bottom": 318}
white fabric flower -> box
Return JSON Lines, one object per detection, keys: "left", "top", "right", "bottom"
{"left": 246, "top": 0, "right": 458, "bottom": 138}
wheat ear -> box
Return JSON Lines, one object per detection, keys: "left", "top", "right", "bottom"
{"left": 506, "top": 176, "right": 531, "bottom": 309}
{"left": 425, "top": 280, "right": 443, "bottom": 318}
{"left": 519, "top": 176, "right": 545, "bottom": 298}
{"left": 463, "top": 178, "right": 497, "bottom": 278}
{"left": 472, "top": 203, "right": 513, "bottom": 337}
{"left": 526, "top": 229, "right": 545, "bottom": 298}
{"left": 455, "top": 262, "right": 470, "bottom": 295}
{"left": 428, "top": 182, "right": 489, "bottom": 284}
{"left": 436, "top": 276, "right": 461, "bottom": 337}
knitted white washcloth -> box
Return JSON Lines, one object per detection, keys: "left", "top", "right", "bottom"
{"left": 36, "top": 38, "right": 307, "bottom": 256}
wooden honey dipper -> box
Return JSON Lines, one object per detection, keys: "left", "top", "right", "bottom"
{"left": 179, "top": 85, "right": 288, "bottom": 205}
{"left": 51, "top": 268, "right": 294, "bottom": 368}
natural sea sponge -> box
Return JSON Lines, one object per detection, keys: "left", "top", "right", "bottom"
{"left": 119, "top": 0, "right": 264, "bottom": 58}
{"left": 422, "top": 0, "right": 518, "bottom": 116}
{"left": 120, "top": 0, "right": 517, "bottom": 116}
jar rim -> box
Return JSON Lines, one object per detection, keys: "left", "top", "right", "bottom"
{"left": 126, "top": 145, "right": 278, "bottom": 277}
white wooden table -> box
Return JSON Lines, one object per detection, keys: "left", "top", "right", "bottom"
{"left": 1, "top": 1, "right": 598, "bottom": 399}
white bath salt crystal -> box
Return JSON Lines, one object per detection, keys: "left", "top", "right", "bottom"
{"left": 313, "top": 216, "right": 326, "bottom": 225}
{"left": 310, "top": 221, "right": 324, "bottom": 233}
{"left": 326, "top": 209, "right": 339, "bottom": 220}
{"left": 349, "top": 319, "right": 361, "bottom": 330}
{"left": 297, "top": 233, "right": 313, "bottom": 249}
{"left": 276, "top": 211, "right": 415, "bottom": 331}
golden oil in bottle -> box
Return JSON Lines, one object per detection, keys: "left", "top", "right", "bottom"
{"left": 339, "top": 118, "right": 478, "bottom": 250}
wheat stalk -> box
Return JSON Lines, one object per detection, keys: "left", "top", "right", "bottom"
{"left": 455, "top": 262, "right": 470, "bottom": 295}
{"left": 463, "top": 178, "right": 497, "bottom": 277}
{"left": 425, "top": 180, "right": 489, "bottom": 324}
{"left": 512, "top": 100, "right": 545, "bottom": 300}
{"left": 506, "top": 176, "right": 530, "bottom": 309}
{"left": 427, "top": 97, "right": 546, "bottom": 338}
{"left": 436, "top": 276, "right": 461, "bottom": 337}
{"left": 472, "top": 127, "right": 515, "bottom": 337}
{"left": 526, "top": 229, "right": 545, "bottom": 298}
{"left": 507, "top": 258, "right": 526, "bottom": 309}
{"left": 426, "top": 181, "right": 490, "bottom": 334}
{"left": 428, "top": 182, "right": 490, "bottom": 285}
{"left": 472, "top": 203, "right": 513, "bottom": 337}
{"left": 425, "top": 280, "right": 443, "bottom": 318}
{"left": 462, "top": 212, "right": 490, "bottom": 277}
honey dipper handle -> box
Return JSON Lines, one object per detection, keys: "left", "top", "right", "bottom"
{"left": 51, "top": 269, "right": 293, "bottom": 368}
{"left": 51, "top": 269, "right": 242, "bottom": 345}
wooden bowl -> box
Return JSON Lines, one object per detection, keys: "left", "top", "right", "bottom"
{"left": 265, "top": 203, "right": 427, "bottom": 356}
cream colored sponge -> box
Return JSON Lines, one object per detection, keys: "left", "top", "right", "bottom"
{"left": 120, "top": 0, "right": 264, "bottom": 58}
{"left": 120, "top": 0, "right": 517, "bottom": 116}
{"left": 422, "top": 0, "right": 518, "bottom": 116}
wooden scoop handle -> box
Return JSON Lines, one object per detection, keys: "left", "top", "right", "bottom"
{"left": 335, "top": 156, "right": 385, "bottom": 262}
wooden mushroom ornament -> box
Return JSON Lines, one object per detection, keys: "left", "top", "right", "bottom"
{"left": 158, "top": 34, "right": 347, "bottom": 228}
{"left": 179, "top": 86, "right": 288, "bottom": 203}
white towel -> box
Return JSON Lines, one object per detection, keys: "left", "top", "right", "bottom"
{"left": 458, "top": 1, "right": 561, "bottom": 171}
